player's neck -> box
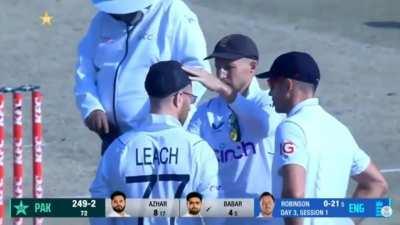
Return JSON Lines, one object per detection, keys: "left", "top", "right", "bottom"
{"left": 150, "top": 106, "right": 179, "bottom": 121}
{"left": 238, "top": 78, "right": 253, "bottom": 97}
{"left": 287, "top": 94, "right": 315, "bottom": 114}
{"left": 118, "top": 211, "right": 126, "bottom": 216}
{"left": 261, "top": 212, "right": 272, "bottom": 217}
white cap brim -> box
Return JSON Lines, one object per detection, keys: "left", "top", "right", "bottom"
{"left": 92, "top": 0, "right": 154, "bottom": 14}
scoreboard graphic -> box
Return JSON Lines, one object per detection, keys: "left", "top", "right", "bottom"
{"left": 10, "top": 198, "right": 393, "bottom": 218}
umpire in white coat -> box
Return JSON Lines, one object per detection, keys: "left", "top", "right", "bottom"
{"left": 74, "top": 0, "right": 210, "bottom": 154}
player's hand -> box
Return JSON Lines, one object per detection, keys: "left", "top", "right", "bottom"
{"left": 85, "top": 110, "right": 110, "bottom": 135}
{"left": 182, "top": 66, "right": 236, "bottom": 102}
{"left": 182, "top": 66, "right": 222, "bottom": 91}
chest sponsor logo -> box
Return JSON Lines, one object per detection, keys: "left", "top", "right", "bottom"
{"left": 214, "top": 141, "right": 256, "bottom": 163}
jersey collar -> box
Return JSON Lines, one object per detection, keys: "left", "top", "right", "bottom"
{"left": 245, "top": 77, "right": 262, "bottom": 99}
{"left": 288, "top": 98, "right": 319, "bottom": 117}
{"left": 139, "top": 113, "right": 182, "bottom": 131}
{"left": 103, "top": 1, "right": 153, "bottom": 27}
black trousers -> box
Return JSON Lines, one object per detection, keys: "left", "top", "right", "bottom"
{"left": 99, "top": 125, "right": 120, "bottom": 155}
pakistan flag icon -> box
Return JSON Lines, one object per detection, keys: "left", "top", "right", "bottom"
{"left": 13, "top": 200, "right": 29, "bottom": 216}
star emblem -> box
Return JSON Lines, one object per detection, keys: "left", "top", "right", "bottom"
{"left": 40, "top": 11, "right": 53, "bottom": 26}
{"left": 14, "top": 200, "right": 29, "bottom": 216}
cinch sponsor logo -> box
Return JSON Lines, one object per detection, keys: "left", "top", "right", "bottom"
{"left": 214, "top": 141, "right": 256, "bottom": 163}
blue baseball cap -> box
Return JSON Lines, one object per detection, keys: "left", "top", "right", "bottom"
{"left": 91, "top": 0, "right": 155, "bottom": 14}
{"left": 256, "top": 51, "right": 320, "bottom": 86}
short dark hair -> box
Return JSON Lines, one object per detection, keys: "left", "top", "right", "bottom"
{"left": 186, "top": 192, "right": 203, "bottom": 202}
{"left": 259, "top": 192, "right": 275, "bottom": 202}
{"left": 111, "top": 191, "right": 126, "bottom": 200}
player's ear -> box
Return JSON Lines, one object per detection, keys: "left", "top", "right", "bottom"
{"left": 283, "top": 78, "right": 294, "bottom": 99}
{"left": 172, "top": 94, "right": 178, "bottom": 107}
{"left": 249, "top": 60, "right": 257, "bottom": 74}
{"left": 173, "top": 92, "right": 182, "bottom": 108}
{"left": 284, "top": 78, "right": 293, "bottom": 92}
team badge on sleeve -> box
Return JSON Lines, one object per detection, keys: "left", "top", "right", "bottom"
{"left": 280, "top": 141, "right": 296, "bottom": 156}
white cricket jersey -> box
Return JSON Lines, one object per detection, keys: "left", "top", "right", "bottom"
{"left": 90, "top": 114, "right": 219, "bottom": 225}
{"left": 75, "top": 0, "right": 210, "bottom": 132}
{"left": 188, "top": 78, "right": 283, "bottom": 199}
{"left": 272, "top": 98, "right": 371, "bottom": 225}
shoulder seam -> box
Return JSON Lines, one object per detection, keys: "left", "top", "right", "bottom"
{"left": 192, "top": 140, "right": 203, "bottom": 148}
{"left": 280, "top": 120, "right": 308, "bottom": 147}
{"left": 117, "top": 137, "right": 126, "bottom": 145}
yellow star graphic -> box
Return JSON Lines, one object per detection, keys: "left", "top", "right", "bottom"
{"left": 40, "top": 11, "right": 53, "bottom": 26}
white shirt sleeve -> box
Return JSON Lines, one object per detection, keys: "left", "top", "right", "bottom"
{"left": 89, "top": 138, "right": 127, "bottom": 198}
{"left": 275, "top": 121, "right": 308, "bottom": 171}
{"left": 350, "top": 146, "right": 371, "bottom": 176}
{"left": 89, "top": 140, "right": 126, "bottom": 225}
{"left": 169, "top": 1, "right": 210, "bottom": 104}
{"left": 74, "top": 13, "right": 105, "bottom": 120}
{"left": 89, "top": 156, "right": 111, "bottom": 199}
{"left": 192, "top": 140, "right": 219, "bottom": 198}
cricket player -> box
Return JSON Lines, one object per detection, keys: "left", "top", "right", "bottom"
{"left": 184, "top": 192, "right": 203, "bottom": 217}
{"left": 108, "top": 191, "right": 131, "bottom": 217}
{"left": 184, "top": 34, "right": 283, "bottom": 224}
{"left": 257, "top": 51, "right": 389, "bottom": 225}
{"left": 90, "top": 60, "right": 219, "bottom": 225}
{"left": 258, "top": 192, "right": 275, "bottom": 218}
